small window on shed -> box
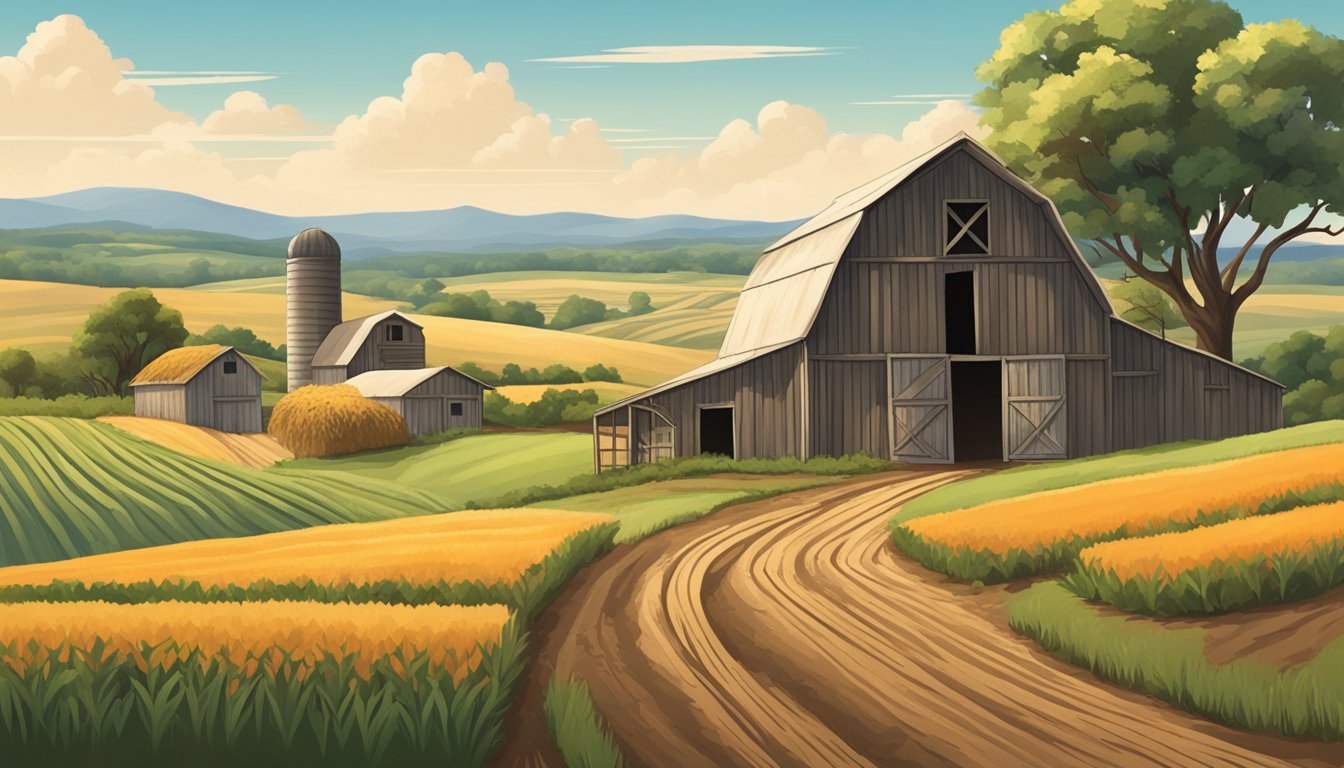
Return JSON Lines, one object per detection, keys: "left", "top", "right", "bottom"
{"left": 386, "top": 324, "right": 405, "bottom": 342}
{"left": 945, "top": 200, "right": 990, "bottom": 255}
{"left": 222, "top": 360, "right": 238, "bottom": 375}
{"left": 450, "top": 402, "right": 464, "bottom": 417}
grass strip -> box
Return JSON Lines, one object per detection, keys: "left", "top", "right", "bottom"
{"left": 544, "top": 677, "right": 628, "bottom": 768}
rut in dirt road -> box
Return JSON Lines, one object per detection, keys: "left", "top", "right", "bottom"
{"left": 510, "top": 472, "right": 1333, "bottom": 768}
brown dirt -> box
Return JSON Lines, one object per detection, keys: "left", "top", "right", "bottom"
{"left": 494, "top": 472, "right": 1342, "bottom": 768}
{"left": 1197, "top": 590, "right": 1344, "bottom": 669}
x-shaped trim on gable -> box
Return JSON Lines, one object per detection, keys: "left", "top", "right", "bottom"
{"left": 946, "top": 202, "right": 989, "bottom": 254}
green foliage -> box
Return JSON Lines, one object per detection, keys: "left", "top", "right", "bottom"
{"left": 1009, "top": 581, "right": 1344, "bottom": 740}
{"left": 581, "top": 363, "right": 622, "bottom": 383}
{"left": 626, "top": 290, "right": 653, "bottom": 316}
{"left": 1242, "top": 326, "right": 1344, "bottom": 425}
{"left": 977, "top": 1, "right": 1344, "bottom": 357}
{"left": 0, "top": 395, "right": 131, "bottom": 418}
{"left": 354, "top": 242, "right": 765, "bottom": 279}
{"left": 410, "top": 427, "right": 483, "bottom": 447}
{"left": 0, "top": 348, "right": 36, "bottom": 396}
{"left": 550, "top": 295, "right": 610, "bottom": 330}
{"left": 544, "top": 677, "right": 628, "bottom": 768}
{"left": 485, "top": 389, "right": 599, "bottom": 427}
{"left": 897, "top": 421, "right": 1344, "bottom": 523}
{"left": 457, "top": 361, "right": 620, "bottom": 386}
{"left": 1111, "top": 278, "right": 1187, "bottom": 338}
{"left": 890, "top": 480, "right": 1343, "bottom": 584}
{"left": 73, "top": 288, "right": 188, "bottom": 395}
{"left": 184, "top": 324, "right": 284, "bottom": 361}
{"left": 473, "top": 453, "right": 891, "bottom": 510}
{"left": 0, "top": 417, "right": 442, "bottom": 567}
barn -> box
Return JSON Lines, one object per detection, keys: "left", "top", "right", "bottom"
{"left": 130, "top": 345, "right": 263, "bottom": 433}
{"left": 310, "top": 310, "right": 426, "bottom": 385}
{"left": 593, "top": 135, "right": 1284, "bottom": 470}
{"left": 344, "top": 366, "right": 492, "bottom": 435}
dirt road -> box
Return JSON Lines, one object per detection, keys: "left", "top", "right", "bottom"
{"left": 500, "top": 471, "right": 1337, "bottom": 767}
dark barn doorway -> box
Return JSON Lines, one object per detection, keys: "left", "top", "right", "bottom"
{"left": 951, "top": 360, "right": 1002, "bottom": 461}
{"left": 945, "top": 272, "right": 976, "bottom": 355}
{"left": 698, "top": 406, "right": 735, "bottom": 458}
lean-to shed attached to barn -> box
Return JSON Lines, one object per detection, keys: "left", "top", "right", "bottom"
{"left": 310, "top": 310, "right": 426, "bottom": 385}
{"left": 593, "top": 135, "right": 1283, "bottom": 471}
{"left": 131, "top": 345, "right": 263, "bottom": 433}
{"left": 344, "top": 366, "right": 492, "bottom": 435}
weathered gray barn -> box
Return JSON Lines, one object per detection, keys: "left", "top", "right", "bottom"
{"left": 344, "top": 366, "right": 491, "bottom": 435}
{"left": 310, "top": 310, "right": 426, "bottom": 385}
{"left": 593, "top": 135, "right": 1284, "bottom": 470}
{"left": 131, "top": 345, "right": 263, "bottom": 433}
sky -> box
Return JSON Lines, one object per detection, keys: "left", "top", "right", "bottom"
{"left": 0, "top": 1, "right": 1339, "bottom": 219}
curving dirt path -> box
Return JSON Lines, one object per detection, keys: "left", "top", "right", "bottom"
{"left": 498, "top": 471, "right": 1339, "bottom": 768}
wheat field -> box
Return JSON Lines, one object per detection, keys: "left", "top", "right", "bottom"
{"left": 99, "top": 416, "right": 293, "bottom": 468}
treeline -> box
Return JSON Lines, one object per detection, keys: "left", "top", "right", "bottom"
{"left": 186, "top": 325, "right": 286, "bottom": 361}
{"left": 0, "top": 251, "right": 281, "bottom": 287}
{"left": 354, "top": 242, "right": 765, "bottom": 279}
{"left": 456, "top": 361, "right": 621, "bottom": 386}
{"left": 1242, "top": 325, "right": 1344, "bottom": 426}
{"left": 484, "top": 388, "right": 600, "bottom": 427}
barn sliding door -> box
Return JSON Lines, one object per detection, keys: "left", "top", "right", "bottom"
{"left": 890, "top": 356, "right": 953, "bottom": 463}
{"left": 1004, "top": 357, "right": 1067, "bottom": 460}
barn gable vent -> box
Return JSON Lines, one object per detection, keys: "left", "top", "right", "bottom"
{"left": 945, "top": 200, "right": 990, "bottom": 255}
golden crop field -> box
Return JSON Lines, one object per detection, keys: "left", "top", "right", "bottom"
{"left": 495, "top": 381, "right": 646, "bottom": 405}
{"left": 0, "top": 508, "right": 614, "bottom": 589}
{"left": 0, "top": 279, "right": 712, "bottom": 386}
{"left": 901, "top": 443, "right": 1344, "bottom": 554}
{"left": 0, "top": 600, "right": 508, "bottom": 677}
{"left": 1079, "top": 500, "right": 1344, "bottom": 582}
{"left": 100, "top": 416, "right": 293, "bottom": 468}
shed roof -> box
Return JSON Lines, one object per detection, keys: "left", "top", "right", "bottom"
{"left": 131, "top": 345, "right": 254, "bottom": 386}
{"left": 311, "top": 310, "right": 423, "bottom": 368}
{"left": 345, "top": 366, "right": 495, "bottom": 398}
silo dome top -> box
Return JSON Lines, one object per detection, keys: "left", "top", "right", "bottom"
{"left": 287, "top": 228, "right": 341, "bottom": 259}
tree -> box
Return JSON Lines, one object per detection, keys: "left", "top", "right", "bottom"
{"left": 1112, "top": 278, "right": 1188, "bottom": 339}
{"left": 977, "top": 1, "right": 1344, "bottom": 359}
{"left": 550, "top": 295, "right": 609, "bottom": 330}
{"left": 73, "top": 289, "right": 188, "bottom": 395}
{"left": 627, "top": 291, "right": 654, "bottom": 316}
{"left": 0, "top": 348, "right": 35, "bottom": 397}
{"left": 185, "top": 324, "right": 282, "bottom": 360}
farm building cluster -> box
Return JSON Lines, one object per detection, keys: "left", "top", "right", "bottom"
{"left": 593, "top": 135, "right": 1284, "bottom": 471}
{"left": 132, "top": 228, "right": 491, "bottom": 435}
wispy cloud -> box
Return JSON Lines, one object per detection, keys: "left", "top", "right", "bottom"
{"left": 852, "top": 93, "right": 973, "bottom": 106}
{"left": 606, "top": 136, "right": 715, "bottom": 143}
{"left": 124, "top": 70, "right": 278, "bottom": 86}
{"left": 531, "top": 45, "right": 839, "bottom": 65}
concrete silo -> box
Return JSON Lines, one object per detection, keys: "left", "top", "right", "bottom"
{"left": 286, "top": 228, "right": 342, "bottom": 391}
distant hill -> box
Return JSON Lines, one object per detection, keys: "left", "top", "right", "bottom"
{"left": 0, "top": 188, "right": 799, "bottom": 256}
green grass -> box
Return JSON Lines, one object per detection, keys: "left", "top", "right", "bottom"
{"left": 549, "top": 474, "right": 841, "bottom": 543}
{"left": 0, "top": 395, "right": 131, "bottom": 418}
{"left": 544, "top": 677, "right": 628, "bottom": 768}
{"left": 897, "top": 422, "right": 1344, "bottom": 524}
{"left": 276, "top": 433, "right": 593, "bottom": 507}
{"left": 0, "top": 417, "right": 442, "bottom": 567}
{"left": 1009, "top": 581, "right": 1344, "bottom": 740}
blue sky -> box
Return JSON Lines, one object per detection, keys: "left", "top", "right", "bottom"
{"left": 6, "top": 1, "right": 1339, "bottom": 144}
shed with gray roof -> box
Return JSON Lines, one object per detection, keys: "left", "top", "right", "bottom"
{"left": 344, "top": 366, "right": 492, "bottom": 435}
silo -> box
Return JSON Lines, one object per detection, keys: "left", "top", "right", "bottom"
{"left": 286, "top": 228, "right": 342, "bottom": 391}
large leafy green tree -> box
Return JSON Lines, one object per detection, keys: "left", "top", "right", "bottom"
{"left": 0, "top": 348, "right": 36, "bottom": 397}
{"left": 977, "top": 0, "right": 1344, "bottom": 358}
{"left": 73, "top": 289, "right": 188, "bottom": 395}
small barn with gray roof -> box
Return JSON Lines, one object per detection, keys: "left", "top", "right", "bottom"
{"left": 344, "top": 366, "right": 492, "bottom": 435}
{"left": 131, "top": 345, "right": 263, "bottom": 433}
{"left": 310, "top": 310, "right": 426, "bottom": 385}
{"left": 592, "top": 135, "right": 1283, "bottom": 471}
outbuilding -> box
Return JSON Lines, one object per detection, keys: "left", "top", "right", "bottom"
{"left": 310, "top": 310, "right": 426, "bottom": 385}
{"left": 593, "top": 135, "right": 1284, "bottom": 470}
{"left": 344, "top": 366, "right": 492, "bottom": 435}
{"left": 130, "top": 345, "right": 263, "bottom": 433}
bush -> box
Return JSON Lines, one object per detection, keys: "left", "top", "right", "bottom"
{"left": 268, "top": 385, "right": 409, "bottom": 458}
{"left": 0, "top": 395, "right": 132, "bottom": 418}
{"left": 582, "top": 364, "right": 622, "bottom": 383}
{"left": 485, "top": 389, "right": 599, "bottom": 427}
{"left": 456, "top": 361, "right": 620, "bottom": 386}
{"left": 550, "top": 295, "right": 609, "bottom": 329}
{"left": 1242, "top": 326, "right": 1344, "bottom": 425}
{"left": 185, "top": 324, "right": 284, "bottom": 360}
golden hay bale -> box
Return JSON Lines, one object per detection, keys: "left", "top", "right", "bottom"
{"left": 269, "top": 384, "right": 409, "bottom": 458}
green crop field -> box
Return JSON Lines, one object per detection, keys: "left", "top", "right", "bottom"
{"left": 0, "top": 417, "right": 443, "bottom": 567}
{"left": 277, "top": 432, "right": 595, "bottom": 507}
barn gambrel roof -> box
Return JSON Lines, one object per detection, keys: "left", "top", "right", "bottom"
{"left": 312, "top": 310, "right": 423, "bottom": 368}
{"left": 596, "top": 134, "right": 1275, "bottom": 416}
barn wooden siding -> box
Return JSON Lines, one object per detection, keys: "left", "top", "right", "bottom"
{"left": 313, "top": 316, "right": 426, "bottom": 385}
{"left": 366, "top": 369, "right": 486, "bottom": 435}
{"left": 134, "top": 349, "right": 262, "bottom": 433}
{"left": 1109, "top": 320, "right": 1281, "bottom": 448}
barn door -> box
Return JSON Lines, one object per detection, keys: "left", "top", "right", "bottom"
{"left": 890, "top": 356, "right": 953, "bottom": 463}
{"left": 1004, "top": 357, "right": 1067, "bottom": 460}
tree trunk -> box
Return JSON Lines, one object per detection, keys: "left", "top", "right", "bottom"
{"left": 1181, "top": 301, "right": 1236, "bottom": 360}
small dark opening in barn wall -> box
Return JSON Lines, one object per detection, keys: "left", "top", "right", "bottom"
{"left": 698, "top": 407, "right": 735, "bottom": 458}
{"left": 944, "top": 272, "right": 976, "bottom": 355}
{"left": 951, "top": 360, "right": 1002, "bottom": 461}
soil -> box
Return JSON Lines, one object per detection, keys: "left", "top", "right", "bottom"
{"left": 493, "top": 472, "right": 1344, "bottom": 768}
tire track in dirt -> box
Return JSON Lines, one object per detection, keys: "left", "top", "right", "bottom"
{"left": 499, "top": 471, "right": 1337, "bottom": 768}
